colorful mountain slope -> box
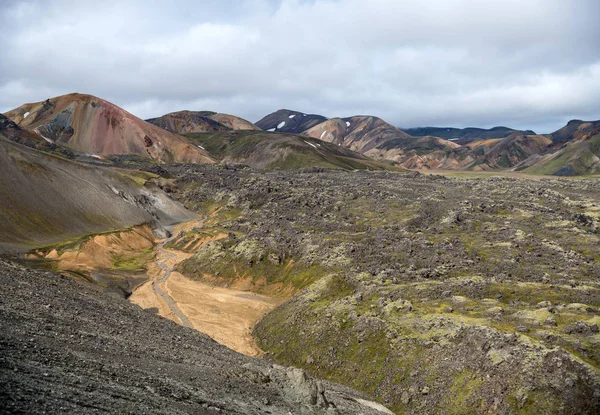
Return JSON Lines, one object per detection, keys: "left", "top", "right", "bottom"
{"left": 0, "top": 129, "right": 193, "bottom": 252}
{"left": 184, "top": 130, "right": 400, "bottom": 171}
{"left": 4, "top": 93, "right": 214, "bottom": 163}
{"left": 402, "top": 126, "right": 536, "bottom": 142}
{"left": 147, "top": 110, "right": 259, "bottom": 135}
{"left": 524, "top": 127, "right": 600, "bottom": 176}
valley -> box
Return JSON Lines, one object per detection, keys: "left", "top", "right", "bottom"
{"left": 1, "top": 93, "right": 599, "bottom": 414}
{"left": 129, "top": 218, "right": 284, "bottom": 357}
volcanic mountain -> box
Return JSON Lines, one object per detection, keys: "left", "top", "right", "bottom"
{"left": 523, "top": 125, "right": 600, "bottom": 175}
{"left": 547, "top": 119, "right": 600, "bottom": 145}
{"left": 147, "top": 110, "right": 259, "bottom": 135}
{"left": 4, "top": 93, "right": 214, "bottom": 163}
{"left": 256, "top": 109, "right": 327, "bottom": 134}
{"left": 302, "top": 116, "right": 459, "bottom": 161}
{"left": 0, "top": 121, "right": 194, "bottom": 253}
{"left": 183, "top": 130, "right": 399, "bottom": 171}
{"left": 402, "top": 126, "right": 536, "bottom": 143}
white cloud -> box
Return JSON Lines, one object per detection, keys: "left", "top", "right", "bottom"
{"left": 0, "top": 0, "right": 599, "bottom": 133}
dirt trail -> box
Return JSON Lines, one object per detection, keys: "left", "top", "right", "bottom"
{"left": 130, "top": 219, "right": 283, "bottom": 357}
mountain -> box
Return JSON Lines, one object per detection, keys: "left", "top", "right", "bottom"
{"left": 402, "top": 126, "right": 536, "bottom": 142}
{"left": 303, "top": 116, "right": 413, "bottom": 152}
{"left": 302, "top": 116, "right": 459, "bottom": 164}
{"left": 524, "top": 126, "right": 600, "bottom": 176}
{"left": 0, "top": 126, "right": 193, "bottom": 253}
{"left": 4, "top": 93, "right": 214, "bottom": 163}
{"left": 547, "top": 119, "right": 600, "bottom": 145}
{"left": 184, "top": 130, "right": 399, "bottom": 171}
{"left": 472, "top": 133, "right": 552, "bottom": 169}
{"left": 209, "top": 112, "right": 260, "bottom": 131}
{"left": 255, "top": 109, "right": 327, "bottom": 134}
{"left": 146, "top": 110, "right": 259, "bottom": 135}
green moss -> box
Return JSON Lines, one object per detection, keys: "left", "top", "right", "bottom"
{"left": 111, "top": 247, "right": 154, "bottom": 272}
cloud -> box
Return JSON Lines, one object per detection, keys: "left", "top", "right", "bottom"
{"left": 1, "top": 0, "right": 599, "bottom": 133}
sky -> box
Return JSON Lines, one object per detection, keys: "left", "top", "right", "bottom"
{"left": 0, "top": 0, "right": 599, "bottom": 133}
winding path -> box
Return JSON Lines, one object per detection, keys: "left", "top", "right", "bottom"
{"left": 151, "top": 219, "right": 205, "bottom": 328}
{"left": 152, "top": 243, "right": 193, "bottom": 328}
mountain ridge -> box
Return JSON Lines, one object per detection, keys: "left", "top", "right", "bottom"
{"left": 4, "top": 93, "right": 215, "bottom": 164}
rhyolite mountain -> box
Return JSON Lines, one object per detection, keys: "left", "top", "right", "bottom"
{"left": 547, "top": 119, "right": 600, "bottom": 145}
{"left": 401, "top": 126, "right": 536, "bottom": 142}
{"left": 302, "top": 116, "right": 458, "bottom": 160}
{"left": 4, "top": 93, "right": 214, "bottom": 164}
{"left": 183, "top": 129, "right": 400, "bottom": 171}
{"left": 147, "top": 110, "right": 259, "bottom": 135}
{"left": 0, "top": 118, "right": 194, "bottom": 253}
{"left": 258, "top": 108, "right": 600, "bottom": 175}
{"left": 255, "top": 109, "right": 327, "bottom": 134}
{"left": 523, "top": 126, "right": 600, "bottom": 175}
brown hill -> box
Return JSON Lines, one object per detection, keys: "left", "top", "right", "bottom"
{"left": 303, "top": 116, "right": 413, "bottom": 153}
{"left": 184, "top": 130, "right": 400, "bottom": 171}
{"left": 209, "top": 112, "right": 259, "bottom": 131}
{"left": 475, "top": 133, "right": 552, "bottom": 170}
{"left": 4, "top": 93, "right": 214, "bottom": 163}
{"left": 524, "top": 127, "right": 600, "bottom": 176}
{"left": 548, "top": 119, "right": 600, "bottom": 145}
{"left": 147, "top": 110, "right": 259, "bottom": 135}
{"left": 0, "top": 126, "right": 194, "bottom": 252}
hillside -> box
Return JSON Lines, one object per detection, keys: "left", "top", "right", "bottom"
{"left": 256, "top": 109, "right": 327, "bottom": 134}
{"left": 162, "top": 165, "right": 600, "bottom": 414}
{"left": 0, "top": 133, "right": 193, "bottom": 253}
{"left": 402, "top": 126, "right": 536, "bottom": 142}
{"left": 474, "top": 133, "right": 552, "bottom": 169}
{"left": 4, "top": 93, "right": 214, "bottom": 163}
{"left": 0, "top": 259, "right": 390, "bottom": 414}
{"left": 524, "top": 127, "right": 600, "bottom": 175}
{"left": 147, "top": 110, "right": 259, "bottom": 135}
{"left": 302, "top": 116, "right": 413, "bottom": 153}
{"left": 547, "top": 119, "right": 600, "bottom": 145}
{"left": 184, "top": 130, "right": 399, "bottom": 170}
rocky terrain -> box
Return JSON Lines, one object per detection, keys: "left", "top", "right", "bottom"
{"left": 147, "top": 110, "right": 258, "bottom": 135}
{"left": 0, "top": 259, "right": 392, "bottom": 414}
{"left": 4, "top": 93, "right": 214, "bottom": 163}
{"left": 141, "top": 164, "right": 600, "bottom": 414}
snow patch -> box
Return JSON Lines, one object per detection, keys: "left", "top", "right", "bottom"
{"left": 267, "top": 128, "right": 276, "bottom": 132}
{"left": 197, "top": 145, "right": 205, "bottom": 150}
{"left": 277, "top": 121, "right": 286, "bottom": 129}
{"left": 320, "top": 130, "right": 327, "bottom": 139}
{"left": 288, "top": 114, "right": 296, "bottom": 119}
{"left": 23, "top": 111, "right": 30, "bottom": 119}
{"left": 42, "top": 135, "right": 53, "bottom": 143}
{"left": 304, "top": 140, "right": 318, "bottom": 149}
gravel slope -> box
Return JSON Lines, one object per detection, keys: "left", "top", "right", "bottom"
{"left": 0, "top": 259, "right": 390, "bottom": 414}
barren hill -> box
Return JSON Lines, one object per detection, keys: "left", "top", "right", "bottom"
{"left": 147, "top": 110, "right": 259, "bottom": 135}
{"left": 0, "top": 127, "right": 193, "bottom": 252}
{"left": 256, "top": 109, "right": 327, "bottom": 134}
{"left": 184, "top": 130, "right": 399, "bottom": 171}
{"left": 4, "top": 93, "right": 214, "bottom": 163}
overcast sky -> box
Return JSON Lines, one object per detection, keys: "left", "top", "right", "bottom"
{"left": 1, "top": 0, "right": 599, "bottom": 133}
